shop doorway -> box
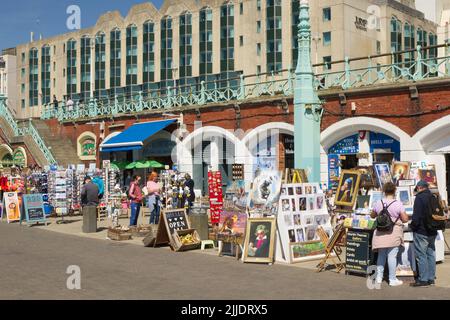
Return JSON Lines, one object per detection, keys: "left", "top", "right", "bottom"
{"left": 373, "top": 152, "right": 395, "bottom": 164}
{"left": 340, "top": 154, "right": 358, "bottom": 170}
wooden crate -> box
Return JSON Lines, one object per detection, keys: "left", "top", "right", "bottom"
{"left": 130, "top": 225, "right": 153, "bottom": 238}
{"left": 107, "top": 228, "right": 132, "bottom": 241}
{"left": 171, "top": 229, "right": 201, "bottom": 252}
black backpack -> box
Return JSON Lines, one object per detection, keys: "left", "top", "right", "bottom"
{"left": 425, "top": 193, "right": 446, "bottom": 232}
{"left": 376, "top": 201, "right": 399, "bottom": 232}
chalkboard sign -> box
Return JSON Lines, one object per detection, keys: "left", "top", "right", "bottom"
{"left": 345, "top": 229, "right": 374, "bottom": 275}
{"left": 153, "top": 209, "right": 191, "bottom": 248}
{"left": 21, "top": 194, "right": 47, "bottom": 226}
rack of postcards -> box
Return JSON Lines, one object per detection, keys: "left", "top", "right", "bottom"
{"left": 48, "top": 170, "right": 70, "bottom": 216}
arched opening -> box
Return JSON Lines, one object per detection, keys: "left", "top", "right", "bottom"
{"left": 77, "top": 132, "right": 97, "bottom": 161}
{"left": 0, "top": 144, "right": 14, "bottom": 168}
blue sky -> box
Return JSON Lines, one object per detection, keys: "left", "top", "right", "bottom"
{"left": 0, "top": 0, "right": 164, "bottom": 50}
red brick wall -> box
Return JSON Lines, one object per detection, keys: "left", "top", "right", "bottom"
{"left": 43, "top": 81, "right": 450, "bottom": 153}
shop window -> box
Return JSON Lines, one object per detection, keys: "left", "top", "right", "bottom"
{"left": 13, "top": 148, "right": 27, "bottom": 167}
{"left": 77, "top": 132, "right": 97, "bottom": 161}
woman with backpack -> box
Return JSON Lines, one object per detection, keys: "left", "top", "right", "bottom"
{"left": 370, "top": 182, "right": 409, "bottom": 286}
{"left": 128, "top": 175, "right": 143, "bottom": 226}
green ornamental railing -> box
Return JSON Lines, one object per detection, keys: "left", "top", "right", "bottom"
{"left": 40, "top": 44, "right": 450, "bottom": 122}
{"left": 0, "top": 95, "right": 57, "bottom": 165}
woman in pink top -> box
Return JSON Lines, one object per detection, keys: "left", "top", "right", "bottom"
{"left": 370, "top": 182, "right": 409, "bottom": 287}
{"left": 147, "top": 172, "right": 161, "bottom": 224}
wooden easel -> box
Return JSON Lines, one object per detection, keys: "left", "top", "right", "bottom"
{"left": 283, "top": 169, "right": 308, "bottom": 184}
{"left": 316, "top": 224, "right": 346, "bottom": 273}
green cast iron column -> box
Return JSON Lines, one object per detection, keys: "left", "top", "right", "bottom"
{"left": 294, "top": 0, "right": 323, "bottom": 183}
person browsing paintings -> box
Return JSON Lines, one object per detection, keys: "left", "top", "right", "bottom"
{"left": 129, "top": 175, "right": 143, "bottom": 227}
{"left": 146, "top": 172, "right": 161, "bottom": 225}
{"left": 370, "top": 182, "right": 409, "bottom": 287}
{"left": 248, "top": 225, "right": 270, "bottom": 258}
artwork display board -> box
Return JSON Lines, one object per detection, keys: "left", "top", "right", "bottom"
{"left": 276, "top": 183, "right": 333, "bottom": 263}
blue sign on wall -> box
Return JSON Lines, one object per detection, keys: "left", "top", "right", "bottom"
{"left": 369, "top": 132, "right": 400, "bottom": 159}
{"left": 328, "top": 154, "right": 340, "bottom": 191}
{"left": 328, "top": 134, "right": 359, "bottom": 155}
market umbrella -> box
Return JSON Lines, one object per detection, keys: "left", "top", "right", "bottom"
{"left": 110, "top": 163, "right": 120, "bottom": 171}
{"left": 111, "top": 161, "right": 129, "bottom": 170}
{"left": 125, "top": 160, "right": 152, "bottom": 169}
{"left": 148, "top": 160, "right": 164, "bottom": 168}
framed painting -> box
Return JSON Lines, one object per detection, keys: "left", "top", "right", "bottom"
{"left": 374, "top": 162, "right": 393, "bottom": 189}
{"left": 392, "top": 161, "right": 411, "bottom": 185}
{"left": 335, "top": 170, "right": 361, "bottom": 207}
{"left": 243, "top": 217, "right": 277, "bottom": 264}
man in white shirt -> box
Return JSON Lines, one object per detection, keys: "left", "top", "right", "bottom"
{"left": 66, "top": 97, "right": 74, "bottom": 111}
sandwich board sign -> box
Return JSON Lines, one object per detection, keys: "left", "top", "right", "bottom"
{"left": 1, "top": 192, "right": 20, "bottom": 223}
{"left": 153, "top": 209, "right": 191, "bottom": 248}
{"left": 20, "top": 194, "right": 47, "bottom": 226}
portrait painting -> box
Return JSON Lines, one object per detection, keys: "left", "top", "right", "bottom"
{"left": 418, "top": 169, "right": 438, "bottom": 189}
{"left": 397, "top": 187, "right": 412, "bottom": 207}
{"left": 316, "top": 195, "right": 324, "bottom": 210}
{"left": 288, "top": 229, "right": 296, "bottom": 243}
{"left": 284, "top": 214, "right": 293, "bottom": 227}
{"left": 307, "top": 196, "right": 315, "bottom": 211}
{"left": 281, "top": 198, "right": 291, "bottom": 212}
{"left": 295, "top": 187, "right": 303, "bottom": 195}
{"left": 298, "top": 197, "right": 307, "bottom": 211}
{"left": 243, "top": 217, "right": 277, "bottom": 263}
{"left": 218, "top": 211, "right": 248, "bottom": 236}
{"left": 374, "top": 163, "right": 393, "bottom": 189}
{"left": 293, "top": 214, "right": 302, "bottom": 225}
{"left": 305, "top": 225, "right": 318, "bottom": 241}
{"left": 303, "top": 215, "right": 314, "bottom": 225}
{"left": 296, "top": 228, "right": 305, "bottom": 243}
{"left": 392, "top": 162, "right": 411, "bottom": 185}
{"left": 369, "top": 191, "right": 384, "bottom": 210}
{"left": 335, "top": 170, "right": 361, "bottom": 207}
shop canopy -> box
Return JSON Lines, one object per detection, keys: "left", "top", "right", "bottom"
{"left": 100, "top": 119, "right": 176, "bottom": 153}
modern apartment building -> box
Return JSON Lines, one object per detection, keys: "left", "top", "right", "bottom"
{"left": 13, "top": 0, "right": 437, "bottom": 119}
{"left": 0, "top": 49, "right": 18, "bottom": 117}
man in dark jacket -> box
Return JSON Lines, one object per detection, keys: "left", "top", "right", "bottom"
{"left": 81, "top": 176, "right": 99, "bottom": 207}
{"left": 410, "top": 180, "right": 437, "bottom": 287}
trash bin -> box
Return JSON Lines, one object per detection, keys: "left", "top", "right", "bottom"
{"left": 82, "top": 206, "right": 98, "bottom": 233}
{"left": 188, "top": 206, "right": 209, "bottom": 240}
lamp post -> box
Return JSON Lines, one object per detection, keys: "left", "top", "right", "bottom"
{"left": 294, "top": 0, "right": 324, "bottom": 183}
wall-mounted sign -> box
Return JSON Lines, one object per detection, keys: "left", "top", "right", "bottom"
{"left": 328, "top": 134, "right": 359, "bottom": 155}
{"left": 284, "top": 136, "right": 294, "bottom": 155}
{"left": 369, "top": 132, "right": 400, "bottom": 160}
{"left": 355, "top": 16, "right": 368, "bottom": 31}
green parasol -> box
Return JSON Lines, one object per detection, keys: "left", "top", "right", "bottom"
{"left": 111, "top": 161, "right": 130, "bottom": 170}
{"left": 148, "top": 160, "right": 164, "bottom": 168}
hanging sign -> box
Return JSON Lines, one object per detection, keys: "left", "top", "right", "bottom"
{"left": 2, "top": 192, "right": 20, "bottom": 223}
{"left": 20, "top": 194, "right": 47, "bottom": 226}
{"left": 208, "top": 171, "right": 223, "bottom": 224}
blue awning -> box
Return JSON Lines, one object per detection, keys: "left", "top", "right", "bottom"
{"left": 100, "top": 119, "right": 176, "bottom": 153}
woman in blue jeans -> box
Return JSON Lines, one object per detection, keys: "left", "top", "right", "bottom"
{"left": 370, "top": 182, "right": 409, "bottom": 286}
{"left": 128, "top": 175, "right": 143, "bottom": 226}
{"left": 146, "top": 172, "right": 161, "bottom": 224}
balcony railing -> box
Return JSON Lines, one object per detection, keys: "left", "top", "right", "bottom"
{"left": 41, "top": 44, "right": 450, "bottom": 122}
